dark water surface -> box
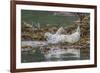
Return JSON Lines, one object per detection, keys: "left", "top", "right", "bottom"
{"left": 21, "top": 41, "right": 90, "bottom": 63}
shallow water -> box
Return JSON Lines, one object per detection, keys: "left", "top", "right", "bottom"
{"left": 21, "top": 41, "right": 89, "bottom": 63}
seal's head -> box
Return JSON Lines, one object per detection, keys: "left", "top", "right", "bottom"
{"left": 44, "top": 32, "right": 52, "bottom": 39}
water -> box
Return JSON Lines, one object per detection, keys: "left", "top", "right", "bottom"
{"left": 40, "top": 46, "right": 80, "bottom": 61}
{"left": 21, "top": 41, "right": 83, "bottom": 63}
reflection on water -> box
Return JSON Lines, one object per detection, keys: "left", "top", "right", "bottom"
{"left": 40, "top": 46, "right": 80, "bottom": 61}
{"left": 21, "top": 41, "right": 89, "bottom": 63}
